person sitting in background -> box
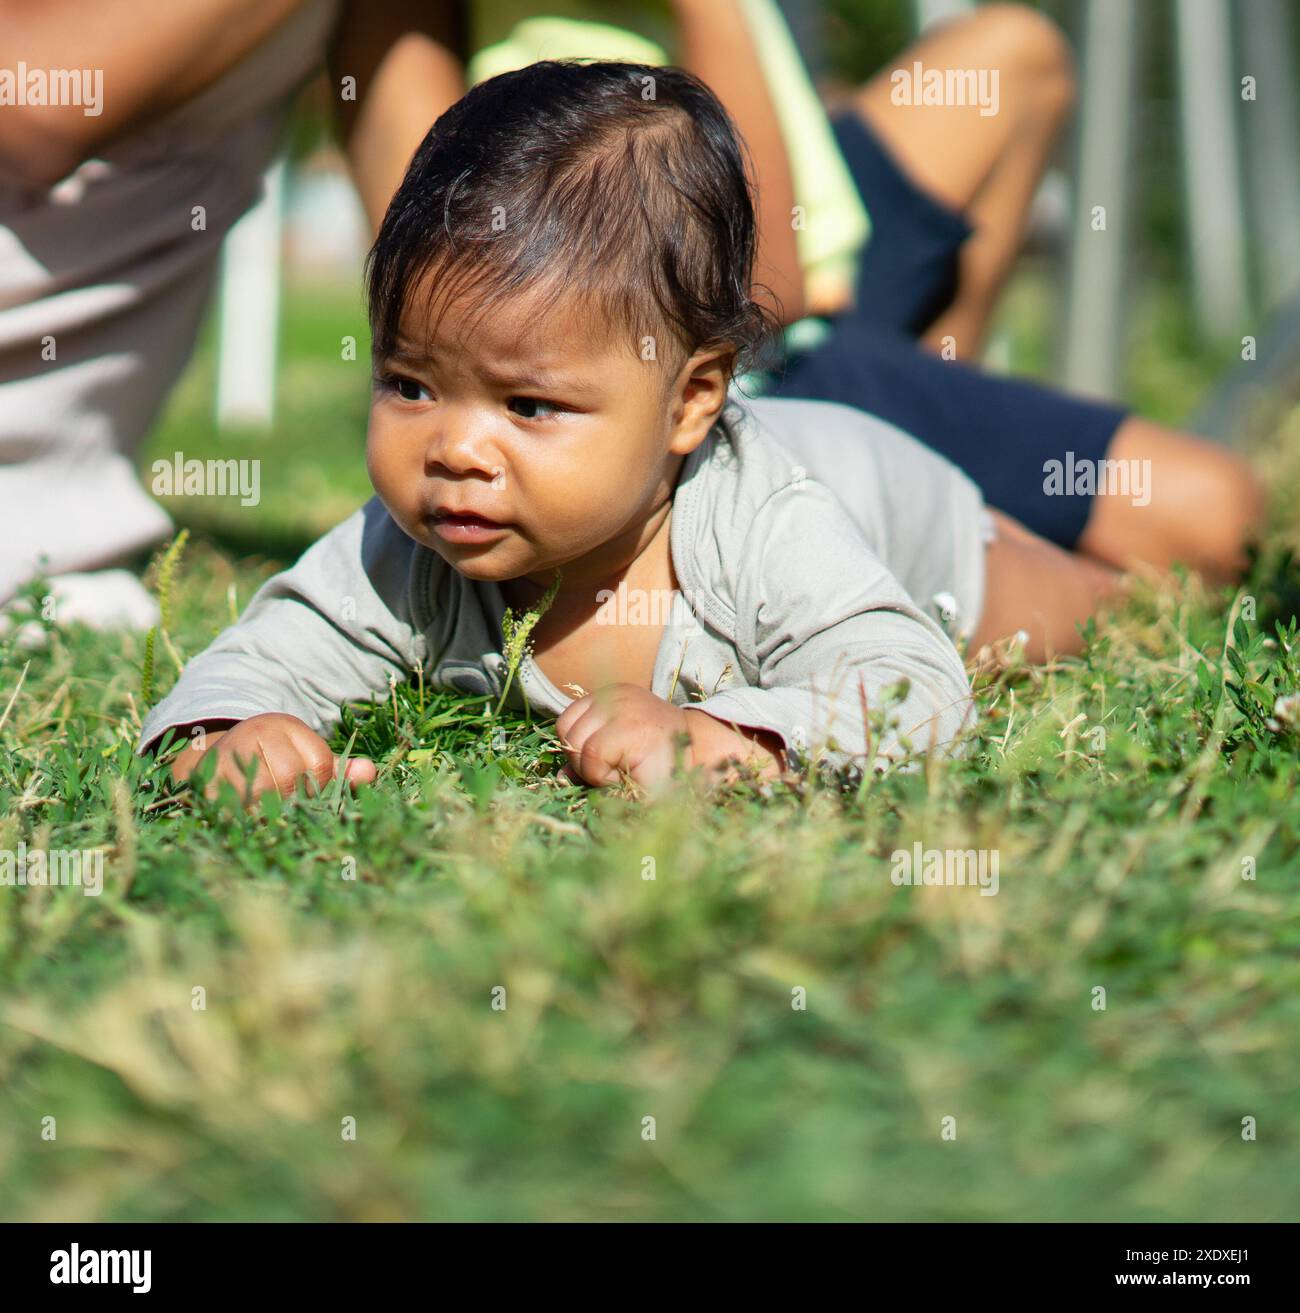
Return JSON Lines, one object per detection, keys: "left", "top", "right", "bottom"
{"left": 0, "top": 0, "right": 469, "bottom": 629}
{"left": 1, "top": 1, "right": 331, "bottom": 626}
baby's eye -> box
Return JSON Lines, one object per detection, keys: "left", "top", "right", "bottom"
{"left": 395, "top": 376, "right": 432, "bottom": 402}
{"left": 508, "top": 396, "right": 560, "bottom": 420}
{"left": 377, "top": 373, "right": 431, "bottom": 402}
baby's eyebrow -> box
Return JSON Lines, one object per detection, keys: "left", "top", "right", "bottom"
{"left": 476, "top": 362, "right": 599, "bottom": 394}
{"left": 381, "top": 341, "right": 600, "bottom": 395}
{"left": 378, "top": 344, "right": 431, "bottom": 368}
{"left": 380, "top": 322, "right": 614, "bottom": 394}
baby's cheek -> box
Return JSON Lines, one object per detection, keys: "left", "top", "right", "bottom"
{"left": 365, "top": 430, "right": 411, "bottom": 512}
{"left": 364, "top": 420, "right": 388, "bottom": 484}
{"left": 544, "top": 462, "right": 634, "bottom": 539}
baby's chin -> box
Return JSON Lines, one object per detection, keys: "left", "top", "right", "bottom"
{"left": 428, "top": 536, "right": 541, "bottom": 584}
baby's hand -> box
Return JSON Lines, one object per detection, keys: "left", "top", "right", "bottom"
{"left": 168, "top": 712, "right": 377, "bottom": 804}
{"left": 556, "top": 684, "right": 690, "bottom": 790}
{"left": 555, "top": 684, "right": 782, "bottom": 791}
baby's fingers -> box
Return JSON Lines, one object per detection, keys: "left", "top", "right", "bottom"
{"left": 556, "top": 700, "right": 602, "bottom": 776}
{"left": 340, "top": 757, "right": 377, "bottom": 788}
{"left": 555, "top": 694, "right": 597, "bottom": 749}
{"left": 572, "top": 724, "right": 639, "bottom": 788}
{"left": 188, "top": 751, "right": 277, "bottom": 803}
{"left": 207, "top": 731, "right": 327, "bottom": 803}
{"left": 281, "top": 728, "right": 376, "bottom": 796}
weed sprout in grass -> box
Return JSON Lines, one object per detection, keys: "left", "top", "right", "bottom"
{"left": 325, "top": 570, "right": 568, "bottom": 789}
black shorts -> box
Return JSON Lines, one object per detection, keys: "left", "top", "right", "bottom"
{"left": 760, "top": 109, "right": 1129, "bottom": 550}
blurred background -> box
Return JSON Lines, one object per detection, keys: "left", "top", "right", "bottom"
{"left": 150, "top": 0, "right": 1300, "bottom": 553}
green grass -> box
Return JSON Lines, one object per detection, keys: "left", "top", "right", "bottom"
{"left": 1, "top": 280, "right": 1298, "bottom": 1222}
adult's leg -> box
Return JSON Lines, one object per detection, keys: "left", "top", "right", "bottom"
{"left": 853, "top": 3, "right": 1076, "bottom": 355}
{"left": 768, "top": 317, "right": 1266, "bottom": 585}
{"left": 1075, "top": 418, "right": 1266, "bottom": 585}
{"left": 972, "top": 509, "right": 1119, "bottom": 661}
{"left": 767, "top": 316, "right": 1123, "bottom": 551}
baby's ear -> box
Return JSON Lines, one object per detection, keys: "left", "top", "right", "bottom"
{"left": 669, "top": 345, "right": 734, "bottom": 455}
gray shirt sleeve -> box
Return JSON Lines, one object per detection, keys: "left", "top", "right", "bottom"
{"left": 137, "top": 498, "right": 429, "bottom": 751}
{"left": 689, "top": 478, "right": 975, "bottom": 772}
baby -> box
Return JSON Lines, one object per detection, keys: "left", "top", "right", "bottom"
{"left": 146, "top": 60, "right": 1023, "bottom": 800}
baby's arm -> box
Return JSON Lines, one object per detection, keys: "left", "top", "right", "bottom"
{"left": 140, "top": 498, "right": 428, "bottom": 799}
{"left": 691, "top": 479, "right": 976, "bottom": 775}
{"left": 557, "top": 481, "right": 974, "bottom": 790}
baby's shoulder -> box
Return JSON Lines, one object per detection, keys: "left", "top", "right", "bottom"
{"left": 691, "top": 394, "right": 904, "bottom": 531}
{"left": 732, "top": 394, "right": 971, "bottom": 494}
{"left": 669, "top": 398, "right": 886, "bottom": 635}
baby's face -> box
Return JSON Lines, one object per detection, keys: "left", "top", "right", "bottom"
{"left": 367, "top": 284, "right": 710, "bottom": 591}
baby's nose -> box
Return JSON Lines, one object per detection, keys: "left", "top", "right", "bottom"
{"left": 425, "top": 425, "right": 499, "bottom": 479}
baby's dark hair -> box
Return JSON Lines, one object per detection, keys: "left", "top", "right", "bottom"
{"left": 366, "top": 60, "right": 776, "bottom": 375}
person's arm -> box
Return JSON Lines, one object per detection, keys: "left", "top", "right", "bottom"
{"left": 0, "top": 0, "right": 309, "bottom": 185}
{"left": 554, "top": 479, "right": 974, "bottom": 791}
{"left": 669, "top": 0, "right": 805, "bottom": 324}
{"left": 327, "top": 0, "right": 468, "bottom": 233}
{"left": 139, "top": 497, "right": 428, "bottom": 760}
{"left": 690, "top": 480, "right": 977, "bottom": 774}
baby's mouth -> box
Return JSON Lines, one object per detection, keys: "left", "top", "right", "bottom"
{"left": 427, "top": 508, "right": 510, "bottom": 544}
